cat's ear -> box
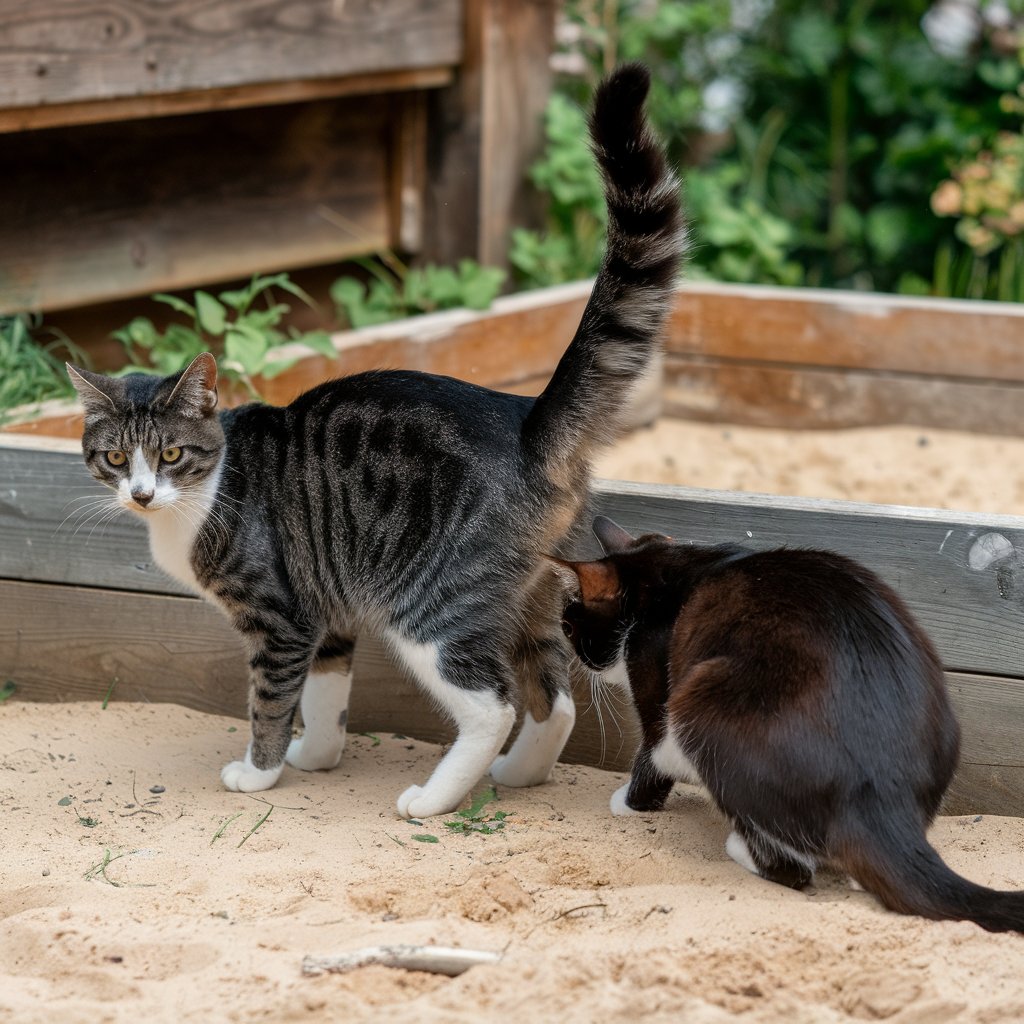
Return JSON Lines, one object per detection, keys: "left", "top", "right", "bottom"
{"left": 162, "top": 352, "right": 219, "bottom": 418}
{"left": 545, "top": 555, "right": 620, "bottom": 602}
{"left": 66, "top": 364, "right": 123, "bottom": 415}
{"left": 593, "top": 515, "right": 635, "bottom": 555}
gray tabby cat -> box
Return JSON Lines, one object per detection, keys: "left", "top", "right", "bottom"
{"left": 67, "top": 64, "right": 685, "bottom": 818}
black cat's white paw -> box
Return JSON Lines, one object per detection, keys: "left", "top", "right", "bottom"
{"left": 610, "top": 783, "right": 641, "bottom": 816}
{"left": 725, "top": 830, "right": 760, "bottom": 876}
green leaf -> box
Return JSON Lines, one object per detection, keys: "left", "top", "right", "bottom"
{"left": 224, "top": 324, "right": 271, "bottom": 376}
{"left": 58, "top": 796, "right": 73, "bottom": 806}
{"left": 194, "top": 291, "right": 227, "bottom": 336}
{"left": 411, "top": 834, "right": 439, "bottom": 844}
{"left": 152, "top": 293, "right": 197, "bottom": 319}
{"left": 294, "top": 330, "right": 336, "bottom": 359}
{"left": 0, "top": 680, "right": 15, "bottom": 703}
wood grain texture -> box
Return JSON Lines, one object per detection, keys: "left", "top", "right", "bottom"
{"left": 4, "top": 447, "right": 1024, "bottom": 678}
{"left": 422, "top": 0, "right": 556, "bottom": 268}
{"left": 594, "top": 481, "right": 1024, "bottom": 680}
{"left": 0, "top": 67, "right": 453, "bottom": 134}
{"left": 0, "top": 0, "right": 461, "bottom": 109}
{"left": 4, "top": 580, "right": 1020, "bottom": 816}
{"left": 666, "top": 281, "right": 1024, "bottom": 383}
{"left": 663, "top": 354, "right": 1024, "bottom": 434}
{"left": 0, "top": 97, "right": 389, "bottom": 312}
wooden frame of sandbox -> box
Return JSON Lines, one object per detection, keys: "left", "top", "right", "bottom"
{"left": 2, "top": 281, "right": 1023, "bottom": 816}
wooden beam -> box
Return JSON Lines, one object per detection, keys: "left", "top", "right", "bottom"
{"left": 663, "top": 354, "right": 1024, "bottom": 435}
{"left": 666, "top": 282, "right": 1024, "bottom": 384}
{"left": 422, "top": 0, "right": 556, "bottom": 269}
{"left": 0, "top": 96, "right": 390, "bottom": 312}
{"left": 388, "top": 91, "right": 429, "bottom": 254}
{"left": 3, "top": 579, "right": 1021, "bottom": 816}
{"left": 0, "top": 67, "right": 453, "bottom": 135}
{"left": 2, "top": 444, "right": 1024, "bottom": 678}
{"left": 0, "top": 1, "right": 461, "bottom": 112}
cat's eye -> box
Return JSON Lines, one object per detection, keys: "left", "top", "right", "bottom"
{"left": 561, "top": 620, "right": 575, "bottom": 639}
{"left": 161, "top": 447, "right": 182, "bottom": 464}
{"left": 106, "top": 450, "right": 126, "bottom": 467}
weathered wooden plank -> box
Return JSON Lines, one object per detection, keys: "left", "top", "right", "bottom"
{"left": 666, "top": 281, "right": 1024, "bottom": 384}
{"left": 388, "top": 91, "right": 428, "bottom": 254}
{"left": 422, "top": 0, "right": 556, "bottom": 269}
{"left": 0, "top": 67, "right": 453, "bottom": 135}
{"left": 3, "top": 579, "right": 1021, "bottom": 816}
{"left": 0, "top": 97, "right": 390, "bottom": 313}
{"left": 5, "top": 442, "right": 1022, "bottom": 679}
{"left": 0, "top": 0, "right": 461, "bottom": 110}
{"left": 663, "top": 354, "right": 1024, "bottom": 434}
{"left": 592, "top": 482, "right": 1024, "bottom": 679}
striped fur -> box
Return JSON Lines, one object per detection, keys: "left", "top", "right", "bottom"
{"left": 68, "top": 65, "right": 685, "bottom": 818}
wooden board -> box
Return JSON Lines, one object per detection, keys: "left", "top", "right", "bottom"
{"left": 4, "top": 443, "right": 1023, "bottom": 679}
{"left": 422, "top": 0, "right": 556, "bottom": 270}
{"left": 0, "top": 67, "right": 453, "bottom": 135}
{"left": 0, "top": 97, "right": 390, "bottom": 312}
{"left": 0, "top": 0, "right": 461, "bottom": 111}
{"left": 3, "top": 579, "right": 1020, "bottom": 816}
{"left": 666, "top": 281, "right": 1024, "bottom": 384}
{"left": 663, "top": 354, "right": 1024, "bottom": 434}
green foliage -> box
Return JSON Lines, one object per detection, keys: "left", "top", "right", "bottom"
{"left": 331, "top": 257, "right": 505, "bottom": 329}
{"left": 0, "top": 314, "right": 89, "bottom": 422}
{"left": 523, "top": 0, "right": 1023, "bottom": 296}
{"left": 114, "top": 273, "right": 336, "bottom": 392}
{"left": 443, "top": 788, "right": 510, "bottom": 836}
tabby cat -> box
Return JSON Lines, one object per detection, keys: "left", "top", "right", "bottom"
{"left": 67, "top": 65, "right": 686, "bottom": 819}
{"left": 553, "top": 516, "right": 1024, "bottom": 932}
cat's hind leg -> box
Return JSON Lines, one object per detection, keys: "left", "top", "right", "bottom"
{"left": 727, "top": 821, "right": 815, "bottom": 890}
{"left": 388, "top": 632, "right": 516, "bottom": 819}
{"left": 491, "top": 626, "right": 575, "bottom": 788}
{"left": 286, "top": 635, "right": 356, "bottom": 772}
{"left": 611, "top": 744, "right": 676, "bottom": 815}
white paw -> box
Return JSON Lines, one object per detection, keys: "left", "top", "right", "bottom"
{"left": 489, "top": 752, "right": 550, "bottom": 788}
{"left": 286, "top": 735, "right": 344, "bottom": 772}
{"left": 610, "top": 783, "right": 641, "bottom": 816}
{"left": 725, "top": 830, "right": 760, "bottom": 876}
{"left": 396, "top": 784, "right": 463, "bottom": 820}
{"left": 220, "top": 756, "right": 283, "bottom": 793}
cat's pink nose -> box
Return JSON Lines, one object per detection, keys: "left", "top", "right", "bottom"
{"left": 132, "top": 490, "right": 154, "bottom": 507}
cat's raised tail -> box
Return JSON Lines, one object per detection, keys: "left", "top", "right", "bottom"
{"left": 841, "top": 807, "right": 1024, "bottom": 933}
{"left": 522, "top": 63, "right": 686, "bottom": 475}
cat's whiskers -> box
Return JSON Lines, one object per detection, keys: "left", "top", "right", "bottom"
{"left": 56, "top": 495, "right": 118, "bottom": 535}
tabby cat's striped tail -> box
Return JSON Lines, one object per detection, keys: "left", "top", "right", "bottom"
{"left": 523, "top": 63, "right": 686, "bottom": 475}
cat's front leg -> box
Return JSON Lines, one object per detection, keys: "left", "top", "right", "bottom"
{"left": 610, "top": 745, "right": 674, "bottom": 815}
{"left": 221, "top": 628, "right": 316, "bottom": 793}
{"left": 286, "top": 636, "right": 356, "bottom": 772}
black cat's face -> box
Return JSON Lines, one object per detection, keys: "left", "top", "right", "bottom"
{"left": 68, "top": 354, "right": 225, "bottom": 516}
{"left": 560, "top": 593, "right": 628, "bottom": 672}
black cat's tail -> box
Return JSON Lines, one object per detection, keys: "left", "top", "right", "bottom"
{"left": 522, "top": 63, "right": 686, "bottom": 479}
{"left": 839, "top": 811, "right": 1024, "bottom": 933}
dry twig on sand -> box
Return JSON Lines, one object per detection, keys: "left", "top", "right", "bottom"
{"left": 302, "top": 946, "right": 501, "bottom": 978}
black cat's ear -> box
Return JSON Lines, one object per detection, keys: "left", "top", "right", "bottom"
{"left": 544, "top": 554, "right": 620, "bottom": 603}
{"left": 593, "top": 515, "right": 635, "bottom": 555}
{"left": 161, "top": 352, "right": 219, "bottom": 418}
{"left": 66, "top": 363, "right": 123, "bottom": 415}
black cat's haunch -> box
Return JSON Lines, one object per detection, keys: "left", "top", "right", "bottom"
{"left": 66, "top": 65, "right": 687, "bottom": 820}
{"left": 553, "top": 517, "right": 1024, "bottom": 933}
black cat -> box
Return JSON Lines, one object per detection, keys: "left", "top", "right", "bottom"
{"left": 553, "top": 516, "right": 1024, "bottom": 932}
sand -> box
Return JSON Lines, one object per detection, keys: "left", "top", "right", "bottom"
{"left": 596, "top": 421, "right": 1024, "bottom": 516}
{"left": 2, "top": 702, "right": 1023, "bottom": 1024}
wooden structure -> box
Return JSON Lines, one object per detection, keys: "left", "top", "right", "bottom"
{"left": 2, "top": 280, "right": 1024, "bottom": 817}
{"left": 0, "top": 0, "right": 556, "bottom": 312}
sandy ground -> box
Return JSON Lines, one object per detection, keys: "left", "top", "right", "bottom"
{"left": 597, "top": 421, "right": 1024, "bottom": 516}
{"left": 2, "top": 702, "right": 1024, "bottom": 1024}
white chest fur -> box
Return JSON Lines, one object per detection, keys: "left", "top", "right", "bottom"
{"left": 145, "top": 460, "right": 224, "bottom": 599}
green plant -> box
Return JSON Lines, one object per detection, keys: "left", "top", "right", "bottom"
{"left": 0, "top": 314, "right": 88, "bottom": 421}
{"left": 443, "top": 788, "right": 510, "bottom": 836}
{"left": 114, "top": 273, "right": 336, "bottom": 394}
{"left": 331, "top": 257, "right": 505, "bottom": 329}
